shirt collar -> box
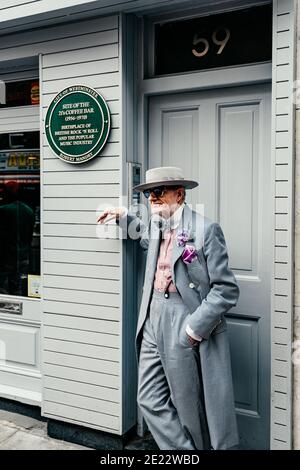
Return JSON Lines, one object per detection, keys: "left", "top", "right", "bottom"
{"left": 163, "top": 203, "right": 184, "bottom": 231}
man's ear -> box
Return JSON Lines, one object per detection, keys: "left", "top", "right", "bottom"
{"left": 177, "top": 188, "right": 184, "bottom": 203}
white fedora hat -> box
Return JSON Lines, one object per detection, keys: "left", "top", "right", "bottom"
{"left": 133, "top": 166, "right": 198, "bottom": 192}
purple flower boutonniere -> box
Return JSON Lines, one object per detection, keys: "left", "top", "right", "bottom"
{"left": 176, "top": 229, "right": 197, "bottom": 264}
{"left": 177, "top": 229, "right": 192, "bottom": 246}
{"left": 182, "top": 244, "right": 198, "bottom": 264}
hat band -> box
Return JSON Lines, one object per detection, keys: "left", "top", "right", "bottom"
{"left": 146, "top": 175, "right": 184, "bottom": 184}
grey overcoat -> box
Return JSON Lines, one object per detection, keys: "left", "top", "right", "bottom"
{"left": 119, "top": 202, "right": 240, "bottom": 450}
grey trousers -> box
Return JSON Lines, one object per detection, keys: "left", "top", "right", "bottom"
{"left": 137, "top": 290, "right": 211, "bottom": 450}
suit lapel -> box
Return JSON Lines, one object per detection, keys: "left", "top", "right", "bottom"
{"left": 147, "top": 218, "right": 162, "bottom": 284}
{"left": 171, "top": 203, "right": 193, "bottom": 283}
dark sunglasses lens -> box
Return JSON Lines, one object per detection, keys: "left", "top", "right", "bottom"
{"left": 152, "top": 187, "right": 164, "bottom": 198}
{"left": 143, "top": 187, "right": 165, "bottom": 199}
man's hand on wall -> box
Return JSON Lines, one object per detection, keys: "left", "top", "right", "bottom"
{"left": 97, "top": 207, "right": 126, "bottom": 224}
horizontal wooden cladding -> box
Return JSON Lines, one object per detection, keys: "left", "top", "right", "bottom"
{"left": 43, "top": 169, "right": 119, "bottom": 185}
{"left": 42, "top": 57, "right": 118, "bottom": 82}
{"left": 0, "top": 120, "right": 39, "bottom": 132}
{"left": 275, "top": 280, "right": 289, "bottom": 298}
{"left": 276, "top": 30, "right": 290, "bottom": 49}
{"left": 273, "top": 327, "right": 289, "bottom": 345}
{"left": 272, "top": 439, "right": 289, "bottom": 450}
{"left": 44, "top": 375, "right": 119, "bottom": 405}
{"left": 43, "top": 388, "right": 120, "bottom": 417}
{"left": 43, "top": 237, "right": 120, "bottom": 253}
{"left": 0, "top": 0, "right": 39, "bottom": 10}
{"left": 276, "top": 214, "right": 289, "bottom": 230}
{"left": 274, "top": 310, "right": 289, "bottom": 329}
{"left": 43, "top": 263, "right": 119, "bottom": 281}
{"left": 277, "top": 0, "right": 294, "bottom": 15}
{"left": 42, "top": 73, "right": 119, "bottom": 95}
{"left": 275, "top": 163, "right": 289, "bottom": 181}
{"left": 44, "top": 275, "right": 120, "bottom": 294}
{"left": 273, "top": 374, "right": 288, "bottom": 394}
{"left": 276, "top": 113, "right": 290, "bottom": 131}
{"left": 0, "top": 105, "right": 38, "bottom": 120}
{"left": 275, "top": 181, "right": 289, "bottom": 197}
{"left": 276, "top": 46, "right": 292, "bottom": 66}
{"left": 42, "top": 35, "right": 119, "bottom": 68}
{"left": 44, "top": 210, "right": 114, "bottom": 224}
{"left": 43, "top": 401, "right": 119, "bottom": 432}
{"left": 43, "top": 287, "right": 120, "bottom": 308}
{"left": 277, "top": 13, "right": 291, "bottom": 32}
{"left": 43, "top": 184, "right": 119, "bottom": 198}
{"left": 0, "top": 15, "right": 118, "bottom": 51}
{"left": 43, "top": 154, "right": 120, "bottom": 170}
{"left": 275, "top": 197, "right": 289, "bottom": 214}
{"left": 43, "top": 350, "right": 119, "bottom": 376}
{"left": 44, "top": 197, "right": 119, "bottom": 212}
{"left": 275, "top": 246, "right": 289, "bottom": 263}
{"left": 43, "top": 223, "right": 121, "bottom": 239}
{"left": 274, "top": 390, "right": 288, "bottom": 410}
{"left": 44, "top": 337, "right": 119, "bottom": 362}
{"left": 43, "top": 249, "right": 120, "bottom": 266}
{"left": 273, "top": 357, "right": 289, "bottom": 378}
{"left": 0, "top": 105, "right": 39, "bottom": 131}
{"left": 276, "top": 97, "right": 290, "bottom": 115}
{"left": 275, "top": 147, "right": 289, "bottom": 164}
{"left": 44, "top": 325, "right": 119, "bottom": 349}
{"left": 276, "top": 62, "right": 293, "bottom": 81}
{"left": 275, "top": 130, "right": 291, "bottom": 148}
{"left": 274, "top": 295, "right": 289, "bottom": 313}
{"left": 44, "top": 312, "right": 119, "bottom": 335}
{"left": 43, "top": 361, "right": 118, "bottom": 389}
{"left": 276, "top": 81, "right": 291, "bottom": 100}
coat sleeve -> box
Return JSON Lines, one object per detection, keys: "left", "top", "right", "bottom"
{"left": 117, "top": 210, "right": 149, "bottom": 251}
{"left": 187, "top": 222, "right": 240, "bottom": 340}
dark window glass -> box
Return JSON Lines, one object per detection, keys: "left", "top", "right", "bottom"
{"left": 0, "top": 132, "right": 40, "bottom": 297}
{"left": 154, "top": 4, "right": 272, "bottom": 76}
{"left": 0, "top": 80, "right": 39, "bottom": 108}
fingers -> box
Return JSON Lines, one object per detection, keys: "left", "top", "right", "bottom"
{"left": 186, "top": 334, "right": 199, "bottom": 346}
{"left": 98, "top": 209, "right": 113, "bottom": 224}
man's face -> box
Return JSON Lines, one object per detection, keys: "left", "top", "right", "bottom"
{"left": 148, "top": 186, "right": 184, "bottom": 218}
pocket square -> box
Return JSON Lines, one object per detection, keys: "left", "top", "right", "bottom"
{"left": 181, "top": 244, "right": 198, "bottom": 264}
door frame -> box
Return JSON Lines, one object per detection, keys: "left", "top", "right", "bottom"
{"left": 121, "top": 0, "right": 296, "bottom": 449}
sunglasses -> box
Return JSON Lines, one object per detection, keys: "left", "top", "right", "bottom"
{"left": 143, "top": 185, "right": 180, "bottom": 199}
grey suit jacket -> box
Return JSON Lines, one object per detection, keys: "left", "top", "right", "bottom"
{"left": 119, "top": 202, "right": 239, "bottom": 347}
{"left": 118, "top": 202, "right": 240, "bottom": 449}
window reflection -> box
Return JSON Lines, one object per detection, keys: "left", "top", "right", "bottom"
{"left": 0, "top": 132, "right": 40, "bottom": 297}
{"left": 0, "top": 80, "right": 40, "bottom": 108}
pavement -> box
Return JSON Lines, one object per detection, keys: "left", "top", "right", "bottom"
{"left": 0, "top": 409, "right": 158, "bottom": 450}
{"left": 0, "top": 409, "right": 90, "bottom": 450}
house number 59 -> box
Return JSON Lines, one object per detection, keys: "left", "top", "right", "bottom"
{"left": 192, "top": 27, "right": 231, "bottom": 57}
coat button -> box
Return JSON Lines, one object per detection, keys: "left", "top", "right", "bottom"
{"left": 189, "top": 282, "right": 195, "bottom": 289}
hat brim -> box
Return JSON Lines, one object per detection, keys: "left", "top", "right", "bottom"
{"left": 133, "top": 179, "right": 198, "bottom": 192}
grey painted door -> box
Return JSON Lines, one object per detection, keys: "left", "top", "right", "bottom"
{"left": 148, "top": 83, "right": 271, "bottom": 449}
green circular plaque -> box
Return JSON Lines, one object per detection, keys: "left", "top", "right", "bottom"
{"left": 45, "top": 85, "right": 110, "bottom": 164}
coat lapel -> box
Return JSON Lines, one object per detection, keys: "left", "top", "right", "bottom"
{"left": 147, "top": 217, "right": 162, "bottom": 284}
{"left": 171, "top": 203, "right": 193, "bottom": 283}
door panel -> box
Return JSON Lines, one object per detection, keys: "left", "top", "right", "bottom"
{"left": 148, "top": 84, "right": 271, "bottom": 449}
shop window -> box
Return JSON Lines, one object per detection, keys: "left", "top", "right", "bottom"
{"left": 0, "top": 79, "right": 39, "bottom": 108}
{"left": 151, "top": 4, "right": 272, "bottom": 77}
{"left": 0, "top": 131, "right": 40, "bottom": 297}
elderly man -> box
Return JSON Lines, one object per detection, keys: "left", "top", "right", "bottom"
{"left": 98, "top": 166, "right": 239, "bottom": 450}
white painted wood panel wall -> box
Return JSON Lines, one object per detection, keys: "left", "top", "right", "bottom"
{"left": 0, "top": 14, "right": 123, "bottom": 434}
{"left": 41, "top": 16, "right": 122, "bottom": 435}
{"left": 271, "top": 0, "right": 296, "bottom": 450}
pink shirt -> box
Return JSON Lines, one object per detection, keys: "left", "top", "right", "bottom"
{"left": 154, "top": 228, "right": 177, "bottom": 293}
